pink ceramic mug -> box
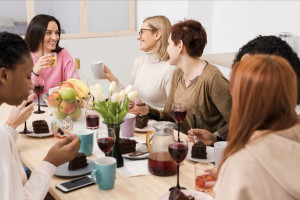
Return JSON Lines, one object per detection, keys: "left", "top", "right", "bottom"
{"left": 121, "top": 113, "right": 136, "bottom": 137}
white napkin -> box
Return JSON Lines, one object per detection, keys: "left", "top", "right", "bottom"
{"left": 117, "top": 159, "right": 150, "bottom": 177}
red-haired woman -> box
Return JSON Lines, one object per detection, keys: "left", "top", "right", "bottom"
{"left": 131, "top": 19, "right": 232, "bottom": 145}
{"left": 214, "top": 55, "right": 300, "bottom": 200}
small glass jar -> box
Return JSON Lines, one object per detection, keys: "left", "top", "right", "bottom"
{"left": 51, "top": 118, "right": 73, "bottom": 139}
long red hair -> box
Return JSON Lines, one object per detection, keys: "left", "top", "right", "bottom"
{"left": 218, "top": 54, "right": 298, "bottom": 174}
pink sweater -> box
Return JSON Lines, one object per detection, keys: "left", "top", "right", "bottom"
{"left": 31, "top": 49, "right": 78, "bottom": 95}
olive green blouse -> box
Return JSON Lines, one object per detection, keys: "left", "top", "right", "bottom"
{"left": 148, "top": 63, "right": 232, "bottom": 139}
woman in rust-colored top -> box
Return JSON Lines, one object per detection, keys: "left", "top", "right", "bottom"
{"left": 130, "top": 19, "right": 232, "bottom": 145}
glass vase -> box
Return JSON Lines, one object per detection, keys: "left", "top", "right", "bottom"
{"left": 105, "top": 122, "right": 124, "bottom": 168}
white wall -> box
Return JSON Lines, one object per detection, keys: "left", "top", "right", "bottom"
{"left": 53, "top": 1, "right": 300, "bottom": 92}
{"left": 209, "top": 1, "right": 300, "bottom": 55}
{"left": 60, "top": 36, "right": 141, "bottom": 92}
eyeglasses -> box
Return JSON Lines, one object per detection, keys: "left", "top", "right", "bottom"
{"left": 138, "top": 28, "right": 153, "bottom": 36}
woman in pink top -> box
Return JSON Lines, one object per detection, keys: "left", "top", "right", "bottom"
{"left": 25, "top": 14, "right": 78, "bottom": 95}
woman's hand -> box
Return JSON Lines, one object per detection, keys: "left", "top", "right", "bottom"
{"left": 33, "top": 54, "right": 53, "bottom": 74}
{"left": 188, "top": 129, "right": 217, "bottom": 146}
{"left": 44, "top": 133, "right": 81, "bottom": 167}
{"left": 104, "top": 65, "right": 119, "bottom": 83}
{"left": 6, "top": 93, "right": 35, "bottom": 129}
{"left": 204, "top": 168, "right": 217, "bottom": 188}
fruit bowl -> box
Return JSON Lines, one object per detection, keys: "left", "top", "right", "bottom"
{"left": 43, "top": 91, "right": 88, "bottom": 121}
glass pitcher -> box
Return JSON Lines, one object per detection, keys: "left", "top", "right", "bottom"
{"left": 147, "top": 121, "right": 176, "bottom": 176}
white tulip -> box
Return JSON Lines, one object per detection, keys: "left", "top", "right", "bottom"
{"left": 128, "top": 90, "right": 138, "bottom": 100}
{"left": 89, "top": 84, "right": 103, "bottom": 96}
{"left": 109, "top": 81, "right": 117, "bottom": 93}
{"left": 118, "top": 90, "right": 126, "bottom": 102}
{"left": 94, "top": 91, "right": 106, "bottom": 102}
{"left": 124, "top": 85, "right": 133, "bottom": 94}
{"left": 111, "top": 93, "right": 120, "bottom": 102}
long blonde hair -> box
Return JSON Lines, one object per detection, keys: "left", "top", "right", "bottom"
{"left": 218, "top": 54, "right": 298, "bottom": 174}
{"left": 144, "top": 15, "right": 171, "bottom": 61}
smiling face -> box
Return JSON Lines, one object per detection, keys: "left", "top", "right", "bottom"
{"left": 43, "top": 21, "right": 59, "bottom": 53}
{"left": 1, "top": 55, "right": 34, "bottom": 105}
{"left": 137, "top": 22, "right": 158, "bottom": 52}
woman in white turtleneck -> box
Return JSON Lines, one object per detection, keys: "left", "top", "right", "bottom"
{"left": 104, "top": 15, "right": 177, "bottom": 110}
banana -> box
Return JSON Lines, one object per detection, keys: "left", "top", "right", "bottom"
{"left": 66, "top": 78, "right": 90, "bottom": 94}
{"left": 73, "top": 85, "right": 88, "bottom": 99}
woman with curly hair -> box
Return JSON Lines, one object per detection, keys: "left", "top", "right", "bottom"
{"left": 233, "top": 35, "right": 300, "bottom": 106}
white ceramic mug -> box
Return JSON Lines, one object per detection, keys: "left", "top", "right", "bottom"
{"left": 214, "top": 141, "right": 228, "bottom": 169}
{"left": 91, "top": 61, "right": 104, "bottom": 79}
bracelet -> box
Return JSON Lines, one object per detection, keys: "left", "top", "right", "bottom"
{"left": 32, "top": 71, "right": 39, "bottom": 77}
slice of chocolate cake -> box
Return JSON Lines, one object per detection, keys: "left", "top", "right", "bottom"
{"left": 119, "top": 138, "right": 137, "bottom": 154}
{"left": 191, "top": 141, "right": 207, "bottom": 159}
{"left": 136, "top": 115, "right": 148, "bottom": 129}
{"left": 32, "top": 120, "right": 49, "bottom": 134}
{"left": 68, "top": 153, "right": 88, "bottom": 170}
{"left": 169, "top": 188, "right": 195, "bottom": 200}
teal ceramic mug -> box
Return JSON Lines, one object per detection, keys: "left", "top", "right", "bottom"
{"left": 75, "top": 129, "right": 94, "bottom": 156}
{"left": 91, "top": 157, "right": 116, "bottom": 190}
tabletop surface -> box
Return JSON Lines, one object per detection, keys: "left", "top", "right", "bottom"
{"left": 0, "top": 97, "right": 215, "bottom": 200}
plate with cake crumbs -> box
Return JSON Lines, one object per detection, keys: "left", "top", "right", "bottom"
{"left": 135, "top": 120, "right": 156, "bottom": 133}
{"left": 54, "top": 159, "right": 95, "bottom": 177}
{"left": 187, "top": 146, "right": 214, "bottom": 163}
{"left": 122, "top": 143, "right": 149, "bottom": 160}
{"left": 158, "top": 190, "right": 214, "bottom": 200}
{"left": 26, "top": 132, "right": 54, "bottom": 138}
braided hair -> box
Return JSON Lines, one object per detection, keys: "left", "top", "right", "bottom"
{"left": 0, "top": 32, "right": 30, "bottom": 70}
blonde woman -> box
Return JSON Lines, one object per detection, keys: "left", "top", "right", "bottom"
{"left": 104, "top": 15, "right": 177, "bottom": 110}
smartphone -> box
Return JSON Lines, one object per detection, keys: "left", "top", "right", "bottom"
{"left": 55, "top": 175, "right": 95, "bottom": 193}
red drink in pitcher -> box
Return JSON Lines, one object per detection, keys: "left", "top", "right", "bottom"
{"left": 148, "top": 152, "right": 176, "bottom": 176}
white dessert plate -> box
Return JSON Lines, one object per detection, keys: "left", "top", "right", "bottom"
{"left": 187, "top": 146, "right": 214, "bottom": 163}
{"left": 120, "top": 137, "right": 149, "bottom": 160}
{"left": 54, "top": 159, "right": 94, "bottom": 177}
{"left": 158, "top": 189, "right": 214, "bottom": 200}
{"left": 135, "top": 120, "right": 156, "bottom": 132}
{"left": 122, "top": 143, "right": 149, "bottom": 160}
{"left": 26, "top": 132, "right": 54, "bottom": 138}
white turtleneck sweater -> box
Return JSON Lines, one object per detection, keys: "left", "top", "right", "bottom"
{"left": 129, "top": 52, "right": 177, "bottom": 110}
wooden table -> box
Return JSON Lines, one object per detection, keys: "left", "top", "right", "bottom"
{"left": 0, "top": 104, "right": 213, "bottom": 200}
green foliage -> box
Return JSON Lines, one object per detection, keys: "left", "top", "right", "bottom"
{"left": 92, "top": 98, "right": 130, "bottom": 124}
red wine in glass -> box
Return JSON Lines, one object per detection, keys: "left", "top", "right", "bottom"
{"left": 33, "top": 85, "right": 44, "bottom": 94}
{"left": 168, "top": 143, "right": 188, "bottom": 163}
{"left": 168, "top": 137, "right": 188, "bottom": 191}
{"left": 33, "top": 79, "right": 45, "bottom": 114}
{"left": 19, "top": 100, "right": 34, "bottom": 134}
{"left": 172, "top": 103, "right": 187, "bottom": 139}
{"left": 96, "top": 128, "right": 115, "bottom": 156}
{"left": 86, "top": 114, "right": 99, "bottom": 129}
{"left": 97, "top": 137, "right": 115, "bottom": 155}
{"left": 172, "top": 108, "right": 187, "bottom": 123}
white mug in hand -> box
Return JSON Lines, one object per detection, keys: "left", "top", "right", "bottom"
{"left": 91, "top": 61, "right": 104, "bottom": 79}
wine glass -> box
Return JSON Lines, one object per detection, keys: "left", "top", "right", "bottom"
{"left": 33, "top": 78, "right": 45, "bottom": 114}
{"left": 168, "top": 136, "right": 188, "bottom": 190}
{"left": 19, "top": 99, "right": 34, "bottom": 134}
{"left": 172, "top": 102, "right": 187, "bottom": 139}
{"left": 96, "top": 128, "right": 116, "bottom": 156}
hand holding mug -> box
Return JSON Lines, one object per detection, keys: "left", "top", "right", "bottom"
{"left": 33, "top": 54, "right": 55, "bottom": 74}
